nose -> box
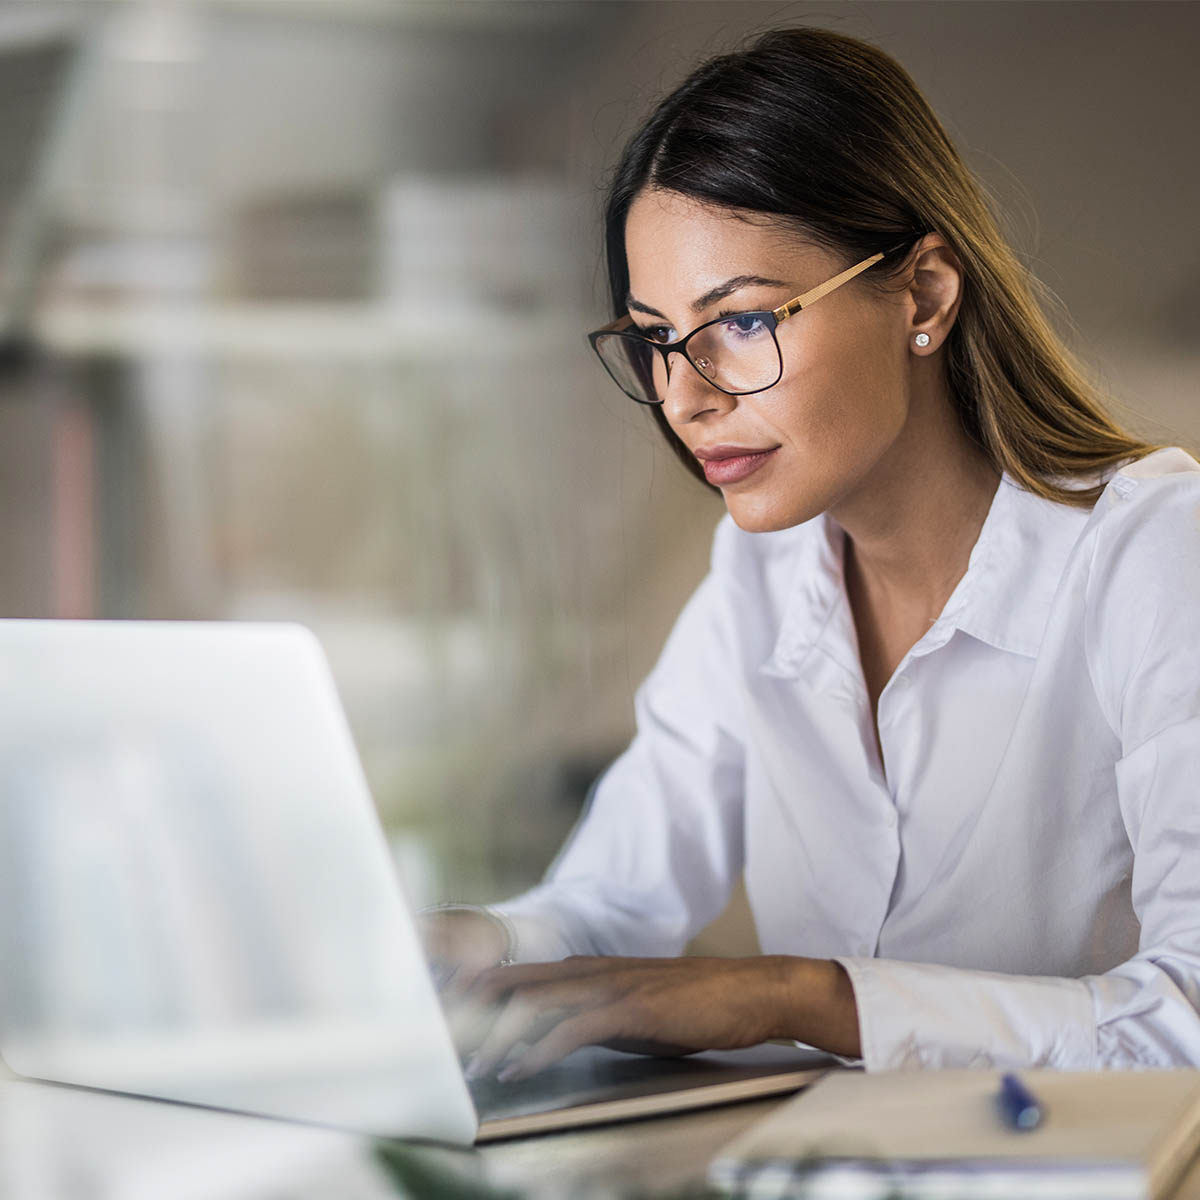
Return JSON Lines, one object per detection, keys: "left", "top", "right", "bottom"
{"left": 659, "top": 349, "right": 734, "bottom": 426}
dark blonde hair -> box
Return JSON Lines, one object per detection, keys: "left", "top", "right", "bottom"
{"left": 603, "top": 26, "right": 1171, "bottom": 508}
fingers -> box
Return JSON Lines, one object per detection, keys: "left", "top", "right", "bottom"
{"left": 444, "top": 989, "right": 502, "bottom": 1057}
{"left": 464, "top": 970, "right": 615, "bottom": 1071}
{"left": 497, "top": 1010, "right": 618, "bottom": 1082}
{"left": 448, "top": 960, "right": 601, "bottom": 1045}
{"left": 465, "top": 992, "right": 569, "bottom": 1079}
{"left": 449, "top": 975, "right": 586, "bottom": 1062}
{"left": 454, "top": 957, "right": 697, "bottom": 1082}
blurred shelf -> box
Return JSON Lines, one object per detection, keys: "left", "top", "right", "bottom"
{"left": 167, "top": 0, "right": 603, "bottom": 29}
{"left": 32, "top": 300, "right": 586, "bottom": 360}
{"left": 0, "top": 0, "right": 601, "bottom": 30}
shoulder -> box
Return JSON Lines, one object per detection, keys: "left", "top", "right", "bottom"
{"left": 1083, "top": 446, "right": 1200, "bottom": 746}
{"left": 1087, "top": 446, "right": 1200, "bottom": 589}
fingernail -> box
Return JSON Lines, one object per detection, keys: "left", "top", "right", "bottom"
{"left": 464, "top": 1055, "right": 484, "bottom": 1081}
{"left": 496, "top": 1062, "right": 522, "bottom": 1083}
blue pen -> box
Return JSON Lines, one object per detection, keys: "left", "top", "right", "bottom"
{"left": 997, "top": 1072, "right": 1045, "bottom": 1131}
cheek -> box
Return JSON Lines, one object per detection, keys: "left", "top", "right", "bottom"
{"left": 758, "top": 339, "right": 904, "bottom": 460}
{"left": 727, "top": 330, "right": 906, "bottom": 533}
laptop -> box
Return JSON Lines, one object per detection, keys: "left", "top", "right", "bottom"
{"left": 0, "top": 620, "right": 830, "bottom": 1145}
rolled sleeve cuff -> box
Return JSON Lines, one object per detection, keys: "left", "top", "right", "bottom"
{"left": 834, "top": 956, "right": 1098, "bottom": 1071}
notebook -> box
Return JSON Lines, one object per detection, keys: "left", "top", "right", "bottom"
{"left": 709, "top": 1067, "right": 1200, "bottom": 1199}
{"left": 0, "top": 619, "right": 829, "bottom": 1145}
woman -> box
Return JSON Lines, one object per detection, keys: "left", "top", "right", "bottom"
{"left": 420, "top": 26, "right": 1200, "bottom": 1081}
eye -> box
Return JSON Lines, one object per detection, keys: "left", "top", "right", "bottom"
{"left": 640, "top": 325, "right": 676, "bottom": 344}
{"left": 720, "top": 313, "right": 768, "bottom": 339}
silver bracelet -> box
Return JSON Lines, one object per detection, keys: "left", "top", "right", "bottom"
{"left": 416, "top": 902, "right": 517, "bottom": 967}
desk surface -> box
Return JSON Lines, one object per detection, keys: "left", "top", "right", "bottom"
{"left": 2, "top": 1075, "right": 1200, "bottom": 1199}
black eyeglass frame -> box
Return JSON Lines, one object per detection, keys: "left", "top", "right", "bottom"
{"left": 587, "top": 237, "right": 922, "bottom": 406}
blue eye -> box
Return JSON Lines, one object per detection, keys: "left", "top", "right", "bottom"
{"left": 722, "top": 314, "right": 767, "bottom": 339}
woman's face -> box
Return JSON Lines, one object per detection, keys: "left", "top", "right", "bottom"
{"left": 624, "top": 188, "right": 919, "bottom": 533}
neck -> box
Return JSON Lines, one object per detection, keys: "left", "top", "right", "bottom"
{"left": 828, "top": 393, "right": 1001, "bottom": 621}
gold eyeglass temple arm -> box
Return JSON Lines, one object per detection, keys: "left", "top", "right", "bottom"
{"left": 772, "top": 250, "right": 886, "bottom": 324}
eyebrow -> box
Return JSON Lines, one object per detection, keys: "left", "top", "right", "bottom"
{"left": 625, "top": 274, "right": 791, "bottom": 320}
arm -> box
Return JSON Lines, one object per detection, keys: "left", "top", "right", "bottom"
{"left": 461, "top": 953, "right": 860, "bottom": 1081}
{"left": 463, "top": 469, "right": 1200, "bottom": 1077}
{"left": 495, "top": 517, "right": 750, "bottom": 962}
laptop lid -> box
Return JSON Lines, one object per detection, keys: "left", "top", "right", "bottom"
{"left": 0, "top": 619, "right": 478, "bottom": 1145}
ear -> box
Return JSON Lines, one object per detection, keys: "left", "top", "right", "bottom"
{"left": 907, "top": 234, "right": 963, "bottom": 353}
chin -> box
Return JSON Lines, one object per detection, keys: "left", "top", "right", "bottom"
{"left": 724, "top": 493, "right": 821, "bottom": 534}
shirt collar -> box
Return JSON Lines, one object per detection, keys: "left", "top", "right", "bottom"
{"left": 761, "top": 472, "right": 1094, "bottom": 679}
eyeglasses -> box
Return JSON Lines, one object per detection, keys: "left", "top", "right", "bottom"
{"left": 587, "top": 238, "right": 918, "bottom": 406}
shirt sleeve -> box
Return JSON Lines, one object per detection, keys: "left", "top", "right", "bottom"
{"left": 494, "top": 518, "right": 749, "bottom": 962}
{"left": 836, "top": 470, "right": 1200, "bottom": 1071}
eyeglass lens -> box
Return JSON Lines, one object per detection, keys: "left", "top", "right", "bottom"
{"left": 595, "top": 314, "right": 781, "bottom": 404}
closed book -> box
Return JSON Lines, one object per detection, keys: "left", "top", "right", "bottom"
{"left": 709, "top": 1068, "right": 1200, "bottom": 1199}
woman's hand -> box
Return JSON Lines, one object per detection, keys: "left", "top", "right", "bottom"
{"left": 416, "top": 907, "right": 511, "bottom": 994}
{"left": 453, "top": 955, "right": 860, "bottom": 1082}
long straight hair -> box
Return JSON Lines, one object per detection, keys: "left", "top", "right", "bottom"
{"left": 603, "top": 27, "right": 1170, "bottom": 508}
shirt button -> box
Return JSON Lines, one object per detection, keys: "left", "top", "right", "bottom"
{"left": 893, "top": 674, "right": 911, "bottom": 690}
{"left": 883, "top": 809, "right": 898, "bottom": 829}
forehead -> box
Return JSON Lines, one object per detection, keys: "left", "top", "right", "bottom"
{"left": 624, "top": 188, "right": 824, "bottom": 298}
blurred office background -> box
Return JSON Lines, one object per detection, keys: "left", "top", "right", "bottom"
{"left": 0, "top": 0, "right": 1196, "bottom": 951}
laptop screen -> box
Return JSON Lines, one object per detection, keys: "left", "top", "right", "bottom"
{"left": 0, "top": 619, "right": 477, "bottom": 1144}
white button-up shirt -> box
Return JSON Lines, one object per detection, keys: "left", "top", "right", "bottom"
{"left": 499, "top": 446, "right": 1200, "bottom": 1070}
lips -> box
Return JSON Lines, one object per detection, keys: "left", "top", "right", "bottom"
{"left": 693, "top": 444, "right": 780, "bottom": 486}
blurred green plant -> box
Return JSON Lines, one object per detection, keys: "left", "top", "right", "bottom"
{"left": 373, "top": 1137, "right": 928, "bottom": 1199}
{"left": 372, "top": 1137, "right": 730, "bottom": 1199}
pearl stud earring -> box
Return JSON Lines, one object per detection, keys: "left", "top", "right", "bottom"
{"left": 914, "top": 333, "right": 930, "bottom": 347}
